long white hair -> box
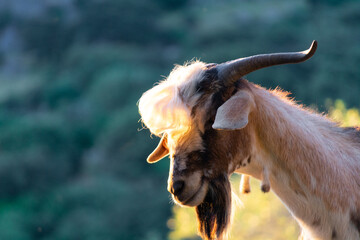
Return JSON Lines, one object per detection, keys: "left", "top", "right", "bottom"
{"left": 138, "top": 61, "right": 205, "bottom": 136}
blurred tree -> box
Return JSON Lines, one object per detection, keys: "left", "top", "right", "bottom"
{"left": 74, "top": 0, "right": 162, "bottom": 43}
{"left": 307, "top": 0, "right": 357, "bottom": 7}
{"left": 154, "top": 0, "right": 189, "bottom": 10}
{"left": 17, "top": 6, "right": 76, "bottom": 61}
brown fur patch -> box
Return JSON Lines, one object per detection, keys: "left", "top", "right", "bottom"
{"left": 350, "top": 211, "right": 360, "bottom": 234}
{"left": 312, "top": 217, "right": 321, "bottom": 226}
{"left": 247, "top": 156, "right": 251, "bottom": 164}
{"left": 331, "top": 229, "right": 337, "bottom": 239}
{"left": 343, "top": 127, "right": 360, "bottom": 143}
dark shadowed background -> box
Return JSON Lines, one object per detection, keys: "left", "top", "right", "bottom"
{"left": 0, "top": 0, "right": 359, "bottom": 239}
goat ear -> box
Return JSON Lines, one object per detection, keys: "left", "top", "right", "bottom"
{"left": 147, "top": 135, "right": 169, "bottom": 163}
{"left": 212, "top": 90, "right": 254, "bottom": 130}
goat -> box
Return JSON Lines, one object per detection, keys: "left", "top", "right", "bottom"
{"left": 138, "top": 41, "right": 360, "bottom": 240}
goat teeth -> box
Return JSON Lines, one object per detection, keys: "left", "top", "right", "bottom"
{"left": 261, "top": 167, "right": 271, "bottom": 193}
{"left": 240, "top": 174, "right": 251, "bottom": 194}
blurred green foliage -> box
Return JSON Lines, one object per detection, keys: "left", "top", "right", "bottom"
{"left": 0, "top": 0, "right": 358, "bottom": 239}
{"left": 327, "top": 100, "right": 360, "bottom": 127}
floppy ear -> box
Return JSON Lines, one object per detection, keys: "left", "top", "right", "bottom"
{"left": 147, "top": 135, "right": 169, "bottom": 163}
{"left": 212, "top": 90, "right": 255, "bottom": 130}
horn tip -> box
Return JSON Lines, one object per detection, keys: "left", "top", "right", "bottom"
{"left": 307, "top": 40, "right": 318, "bottom": 56}
{"left": 300, "top": 40, "right": 317, "bottom": 61}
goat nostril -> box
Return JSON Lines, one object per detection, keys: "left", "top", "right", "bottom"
{"left": 172, "top": 180, "right": 185, "bottom": 196}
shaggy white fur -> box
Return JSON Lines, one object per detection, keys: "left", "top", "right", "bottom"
{"left": 138, "top": 61, "right": 205, "bottom": 136}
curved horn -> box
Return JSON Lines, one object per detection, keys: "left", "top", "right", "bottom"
{"left": 217, "top": 40, "right": 317, "bottom": 86}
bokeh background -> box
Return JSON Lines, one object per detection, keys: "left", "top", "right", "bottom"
{"left": 0, "top": 0, "right": 359, "bottom": 239}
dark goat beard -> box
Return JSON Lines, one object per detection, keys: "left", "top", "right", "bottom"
{"left": 195, "top": 174, "right": 232, "bottom": 240}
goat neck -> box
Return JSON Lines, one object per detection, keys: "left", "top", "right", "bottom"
{"left": 235, "top": 82, "right": 360, "bottom": 239}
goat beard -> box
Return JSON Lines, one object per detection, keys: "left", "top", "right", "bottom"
{"left": 195, "top": 174, "right": 232, "bottom": 240}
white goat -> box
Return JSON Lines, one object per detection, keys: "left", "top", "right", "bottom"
{"left": 138, "top": 41, "right": 360, "bottom": 240}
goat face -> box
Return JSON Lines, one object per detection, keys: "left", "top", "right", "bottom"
{"left": 140, "top": 62, "right": 254, "bottom": 207}
{"left": 166, "top": 99, "right": 254, "bottom": 208}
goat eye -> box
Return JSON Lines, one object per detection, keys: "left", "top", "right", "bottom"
{"left": 195, "top": 83, "right": 203, "bottom": 93}
{"left": 188, "top": 150, "right": 204, "bottom": 161}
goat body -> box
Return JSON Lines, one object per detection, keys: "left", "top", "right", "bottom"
{"left": 235, "top": 82, "right": 360, "bottom": 239}
{"left": 139, "top": 41, "right": 360, "bottom": 240}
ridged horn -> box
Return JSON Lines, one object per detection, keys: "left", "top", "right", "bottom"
{"left": 217, "top": 40, "right": 317, "bottom": 86}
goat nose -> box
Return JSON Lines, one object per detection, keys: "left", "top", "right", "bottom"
{"left": 171, "top": 180, "right": 185, "bottom": 196}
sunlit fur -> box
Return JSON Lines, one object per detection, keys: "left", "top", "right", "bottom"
{"left": 139, "top": 60, "right": 360, "bottom": 240}
{"left": 245, "top": 84, "right": 360, "bottom": 239}
{"left": 138, "top": 61, "right": 205, "bottom": 137}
